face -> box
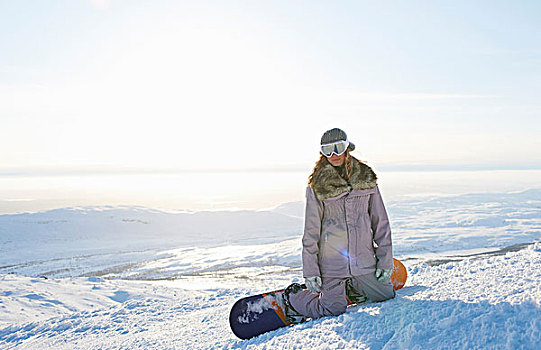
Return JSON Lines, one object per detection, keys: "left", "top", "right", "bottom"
{"left": 326, "top": 152, "right": 346, "bottom": 166}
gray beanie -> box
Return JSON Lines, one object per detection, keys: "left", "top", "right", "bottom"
{"left": 320, "top": 128, "right": 355, "bottom": 151}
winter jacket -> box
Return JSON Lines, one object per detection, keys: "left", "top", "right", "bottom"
{"left": 302, "top": 157, "right": 393, "bottom": 278}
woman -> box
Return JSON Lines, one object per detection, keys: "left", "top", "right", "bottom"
{"left": 284, "top": 128, "right": 395, "bottom": 321}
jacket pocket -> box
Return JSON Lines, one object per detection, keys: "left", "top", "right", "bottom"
{"left": 353, "top": 229, "right": 377, "bottom": 268}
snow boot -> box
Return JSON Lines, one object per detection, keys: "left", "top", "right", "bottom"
{"left": 345, "top": 278, "right": 368, "bottom": 304}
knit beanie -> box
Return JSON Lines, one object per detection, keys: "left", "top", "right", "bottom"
{"left": 320, "top": 128, "right": 356, "bottom": 151}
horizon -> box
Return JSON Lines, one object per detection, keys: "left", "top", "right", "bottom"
{"left": 1, "top": 161, "right": 541, "bottom": 177}
{"left": 2, "top": 168, "right": 540, "bottom": 215}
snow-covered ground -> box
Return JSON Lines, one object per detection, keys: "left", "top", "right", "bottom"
{"left": 1, "top": 189, "right": 540, "bottom": 349}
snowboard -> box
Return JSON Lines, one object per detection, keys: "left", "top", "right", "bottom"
{"left": 230, "top": 258, "right": 407, "bottom": 340}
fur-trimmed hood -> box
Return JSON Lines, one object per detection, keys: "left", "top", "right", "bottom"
{"left": 310, "top": 156, "right": 377, "bottom": 201}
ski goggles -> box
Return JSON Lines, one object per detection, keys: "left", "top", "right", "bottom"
{"left": 320, "top": 139, "right": 350, "bottom": 157}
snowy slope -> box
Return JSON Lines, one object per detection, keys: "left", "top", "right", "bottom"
{"left": 0, "top": 189, "right": 540, "bottom": 349}
{"left": 1, "top": 243, "right": 539, "bottom": 349}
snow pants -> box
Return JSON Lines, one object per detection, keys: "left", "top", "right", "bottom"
{"left": 289, "top": 273, "right": 395, "bottom": 319}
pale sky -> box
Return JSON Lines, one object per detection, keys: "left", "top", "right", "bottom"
{"left": 1, "top": 0, "right": 540, "bottom": 173}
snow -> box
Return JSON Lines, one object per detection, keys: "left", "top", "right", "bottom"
{"left": 0, "top": 189, "right": 540, "bottom": 349}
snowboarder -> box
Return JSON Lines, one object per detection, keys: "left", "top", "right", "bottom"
{"left": 283, "top": 128, "right": 396, "bottom": 321}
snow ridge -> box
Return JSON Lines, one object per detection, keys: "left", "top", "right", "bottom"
{"left": 1, "top": 243, "right": 540, "bottom": 349}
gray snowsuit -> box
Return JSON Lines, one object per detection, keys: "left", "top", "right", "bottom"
{"left": 289, "top": 157, "right": 395, "bottom": 318}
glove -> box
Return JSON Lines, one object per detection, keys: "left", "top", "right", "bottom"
{"left": 375, "top": 268, "right": 392, "bottom": 282}
{"left": 305, "top": 276, "right": 322, "bottom": 293}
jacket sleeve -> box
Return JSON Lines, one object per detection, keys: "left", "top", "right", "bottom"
{"left": 369, "top": 185, "right": 394, "bottom": 270}
{"left": 302, "top": 186, "right": 323, "bottom": 277}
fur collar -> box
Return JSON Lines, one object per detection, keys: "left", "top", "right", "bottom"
{"left": 310, "top": 156, "right": 377, "bottom": 201}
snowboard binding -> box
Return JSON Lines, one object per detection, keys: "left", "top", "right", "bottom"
{"left": 345, "top": 278, "right": 368, "bottom": 304}
{"left": 283, "top": 283, "right": 306, "bottom": 324}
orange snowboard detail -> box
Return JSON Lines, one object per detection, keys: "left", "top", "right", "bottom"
{"left": 262, "top": 293, "right": 292, "bottom": 326}
{"left": 391, "top": 258, "right": 407, "bottom": 290}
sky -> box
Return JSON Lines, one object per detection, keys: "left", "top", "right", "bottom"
{"left": 1, "top": 0, "right": 540, "bottom": 174}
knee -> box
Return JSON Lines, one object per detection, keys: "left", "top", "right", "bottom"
{"left": 324, "top": 301, "right": 347, "bottom": 317}
{"left": 330, "top": 306, "right": 347, "bottom": 316}
{"left": 371, "top": 289, "right": 395, "bottom": 303}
